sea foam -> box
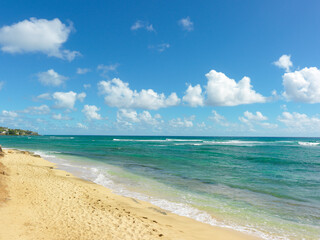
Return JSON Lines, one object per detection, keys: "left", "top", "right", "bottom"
{"left": 298, "top": 141, "right": 320, "bottom": 146}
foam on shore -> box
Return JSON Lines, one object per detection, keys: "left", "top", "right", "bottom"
{"left": 33, "top": 149, "right": 280, "bottom": 240}
{"left": 0, "top": 148, "right": 258, "bottom": 240}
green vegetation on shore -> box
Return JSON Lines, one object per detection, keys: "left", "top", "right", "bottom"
{"left": 0, "top": 127, "right": 39, "bottom": 136}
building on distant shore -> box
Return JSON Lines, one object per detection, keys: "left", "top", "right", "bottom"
{"left": 0, "top": 127, "right": 38, "bottom": 136}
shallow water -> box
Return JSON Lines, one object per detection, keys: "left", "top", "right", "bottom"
{"left": 1, "top": 136, "right": 319, "bottom": 239}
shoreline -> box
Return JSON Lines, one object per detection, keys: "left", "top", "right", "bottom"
{"left": 0, "top": 148, "right": 259, "bottom": 240}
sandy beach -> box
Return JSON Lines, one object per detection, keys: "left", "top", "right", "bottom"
{"left": 0, "top": 148, "right": 259, "bottom": 240}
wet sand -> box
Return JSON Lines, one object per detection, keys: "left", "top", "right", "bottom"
{"left": 0, "top": 149, "right": 258, "bottom": 240}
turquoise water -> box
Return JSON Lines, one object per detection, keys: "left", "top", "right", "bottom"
{"left": 1, "top": 136, "right": 319, "bottom": 239}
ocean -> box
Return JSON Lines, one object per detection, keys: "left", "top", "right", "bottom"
{"left": 0, "top": 135, "right": 319, "bottom": 239}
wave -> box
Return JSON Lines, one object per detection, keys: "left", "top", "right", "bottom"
{"left": 49, "top": 136, "right": 75, "bottom": 140}
{"left": 170, "top": 140, "right": 283, "bottom": 147}
{"left": 113, "top": 138, "right": 203, "bottom": 142}
{"left": 114, "top": 139, "right": 274, "bottom": 146}
{"left": 112, "top": 139, "right": 300, "bottom": 147}
{"left": 298, "top": 141, "right": 320, "bottom": 146}
{"left": 202, "top": 140, "right": 266, "bottom": 146}
{"left": 165, "top": 139, "right": 204, "bottom": 142}
{"left": 90, "top": 168, "right": 274, "bottom": 240}
{"left": 113, "top": 139, "right": 168, "bottom": 142}
{"left": 12, "top": 147, "right": 289, "bottom": 240}
{"left": 33, "top": 150, "right": 62, "bottom": 159}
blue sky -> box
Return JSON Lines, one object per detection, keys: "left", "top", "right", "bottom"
{"left": 1, "top": 0, "right": 320, "bottom": 136}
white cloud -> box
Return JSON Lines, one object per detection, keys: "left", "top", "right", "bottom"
{"left": 197, "top": 122, "right": 206, "bottom": 128}
{"left": 139, "top": 111, "right": 161, "bottom": 125}
{"left": 77, "top": 123, "right": 88, "bottom": 129}
{"left": 117, "top": 109, "right": 139, "bottom": 124}
{"left": 24, "top": 105, "right": 50, "bottom": 115}
{"left": 52, "top": 113, "right": 70, "bottom": 120}
{"left": 63, "top": 50, "right": 80, "bottom": 61}
{"left": 178, "top": 17, "right": 194, "bottom": 31}
{"left": 131, "top": 20, "right": 155, "bottom": 32}
{"left": 37, "top": 69, "right": 67, "bottom": 87}
{"left": 169, "top": 117, "right": 193, "bottom": 128}
{"left": 205, "top": 70, "right": 266, "bottom": 106}
{"left": 77, "top": 92, "right": 86, "bottom": 102}
{"left": 259, "top": 122, "right": 278, "bottom": 129}
{"left": 280, "top": 104, "right": 288, "bottom": 111}
{"left": 98, "top": 78, "right": 180, "bottom": 110}
{"left": 0, "top": 18, "right": 79, "bottom": 60}
{"left": 2, "top": 110, "right": 18, "bottom": 118}
{"left": 148, "top": 43, "right": 170, "bottom": 52}
{"left": 116, "top": 109, "right": 161, "bottom": 127}
{"left": 82, "top": 105, "right": 102, "bottom": 120}
{"left": 53, "top": 91, "right": 86, "bottom": 109}
{"left": 239, "top": 111, "right": 277, "bottom": 129}
{"left": 154, "top": 113, "right": 161, "bottom": 119}
{"left": 278, "top": 112, "right": 320, "bottom": 132}
{"left": 83, "top": 84, "right": 91, "bottom": 89}
{"left": 0, "top": 81, "right": 4, "bottom": 90}
{"left": 282, "top": 67, "right": 320, "bottom": 103}
{"left": 36, "top": 93, "right": 52, "bottom": 100}
{"left": 209, "top": 110, "right": 229, "bottom": 126}
{"left": 274, "top": 54, "right": 292, "bottom": 72}
{"left": 97, "top": 64, "right": 119, "bottom": 77}
{"left": 183, "top": 84, "right": 204, "bottom": 107}
{"left": 77, "top": 68, "right": 90, "bottom": 74}
{"left": 239, "top": 111, "right": 267, "bottom": 123}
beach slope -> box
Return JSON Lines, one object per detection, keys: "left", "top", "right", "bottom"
{"left": 0, "top": 149, "right": 258, "bottom": 240}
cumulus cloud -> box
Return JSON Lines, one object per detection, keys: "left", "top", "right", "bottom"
{"left": 169, "top": 118, "right": 193, "bottom": 128}
{"left": 0, "top": 81, "right": 4, "bottom": 90}
{"left": 205, "top": 70, "right": 266, "bottom": 106}
{"left": 77, "top": 92, "right": 86, "bottom": 102}
{"left": 183, "top": 84, "right": 204, "bottom": 107}
{"left": 209, "top": 110, "right": 229, "bottom": 126}
{"left": 139, "top": 111, "right": 161, "bottom": 125}
{"left": 274, "top": 54, "right": 292, "bottom": 72}
{"left": 131, "top": 20, "right": 155, "bottom": 32}
{"left": 0, "top": 110, "right": 20, "bottom": 127}
{"left": 278, "top": 112, "right": 320, "bottom": 132}
{"left": 280, "top": 104, "right": 288, "bottom": 111}
{"left": 53, "top": 91, "right": 86, "bottom": 109}
{"left": 117, "top": 109, "right": 161, "bottom": 127}
{"left": 37, "top": 69, "right": 68, "bottom": 87}
{"left": 97, "top": 64, "right": 119, "bottom": 77}
{"left": 98, "top": 78, "right": 180, "bottom": 110}
{"left": 23, "top": 105, "right": 50, "bottom": 115}
{"left": 83, "top": 84, "right": 91, "bottom": 89}
{"left": 148, "top": 43, "right": 170, "bottom": 52}
{"left": 197, "top": 122, "right": 206, "bottom": 128}
{"left": 77, "top": 123, "right": 88, "bottom": 129}
{"left": 117, "top": 109, "right": 139, "bottom": 124}
{"left": 82, "top": 105, "right": 102, "bottom": 120}
{"left": 282, "top": 67, "right": 320, "bottom": 103}
{"left": 240, "top": 111, "right": 277, "bottom": 129}
{"left": 36, "top": 93, "right": 52, "bottom": 101}
{"left": 77, "top": 68, "right": 90, "bottom": 74}
{"left": 178, "top": 17, "right": 194, "bottom": 31}
{"left": 52, "top": 113, "right": 71, "bottom": 120}
{"left": 0, "top": 18, "right": 80, "bottom": 60}
{"left": 169, "top": 116, "right": 194, "bottom": 128}
{"left": 239, "top": 111, "right": 267, "bottom": 123}
{"left": 2, "top": 110, "right": 18, "bottom": 118}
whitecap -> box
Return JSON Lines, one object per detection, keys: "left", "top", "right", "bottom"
{"left": 298, "top": 141, "right": 320, "bottom": 146}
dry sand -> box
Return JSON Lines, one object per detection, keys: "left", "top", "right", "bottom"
{"left": 0, "top": 149, "right": 259, "bottom": 240}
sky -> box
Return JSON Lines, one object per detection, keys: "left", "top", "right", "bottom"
{"left": 0, "top": 0, "right": 320, "bottom": 136}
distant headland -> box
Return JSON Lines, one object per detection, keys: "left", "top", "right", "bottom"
{"left": 0, "top": 127, "right": 39, "bottom": 136}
